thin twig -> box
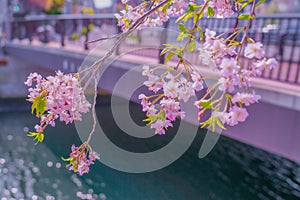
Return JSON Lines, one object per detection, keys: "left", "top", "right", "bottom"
{"left": 79, "top": 0, "right": 171, "bottom": 90}
{"left": 86, "top": 78, "right": 98, "bottom": 144}
{"left": 236, "top": 0, "right": 257, "bottom": 60}
{"left": 86, "top": 34, "right": 121, "bottom": 44}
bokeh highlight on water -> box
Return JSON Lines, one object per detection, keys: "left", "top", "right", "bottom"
{"left": 0, "top": 96, "right": 300, "bottom": 200}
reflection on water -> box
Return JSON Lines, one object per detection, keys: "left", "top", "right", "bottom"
{"left": 0, "top": 97, "right": 300, "bottom": 200}
{"left": 0, "top": 111, "right": 107, "bottom": 200}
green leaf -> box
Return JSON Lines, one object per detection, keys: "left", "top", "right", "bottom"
{"left": 255, "top": 0, "right": 265, "bottom": 7}
{"left": 37, "top": 132, "right": 44, "bottom": 143}
{"left": 178, "top": 23, "right": 186, "bottom": 32}
{"left": 160, "top": 47, "right": 171, "bottom": 56}
{"left": 187, "top": 41, "right": 197, "bottom": 52}
{"left": 207, "top": 6, "right": 214, "bottom": 17}
{"left": 27, "top": 132, "right": 38, "bottom": 137}
{"left": 177, "top": 32, "right": 189, "bottom": 41}
{"left": 176, "top": 14, "right": 186, "bottom": 23}
{"left": 61, "top": 157, "right": 70, "bottom": 162}
{"left": 228, "top": 40, "right": 241, "bottom": 47}
{"left": 176, "top": 12, "right": 193, "bottom": 23}
{"left": 30, "top": 95, "right": 47, "bottom": 116}
{"left": 216, "top": 118, "right": 226, "bottom": 130}
{"left": 199, "top": 100, "right": 212, "bottom": 109}
{"left": 239, "top": 2, "right": 248, "bottom": 12}
{"left": 199, "top": 30, "right": 204, "bottom": 41}
{"left": 143, "top": 110, "right": 166, "bottom": 126}
{"left": 38, "top": 99, "right": 46, "bottom": 115}
{"left": 187, "top": 4, "right": 196, "bottom": 12}
{"left": 238, "top": 14, "right": 252, "bottom": 20}
{"left": 183, "top": 12, "right": 194, "bottom": 22}
{"left": 177, "top": 51, "right": 183, "bottom": 59}
{"left": 143, "top": 115, "right": 158, "bottom": 126}
{"left": 200, "top": 117, "right": 212, "bottom": 129}
{"left": 246, "top": 36, "right": 255, "bottom": 43}
{"left": 163, "top": 43, "right": 179, "bottom": 49}
{"left": 28, "top": 132, "right": 45, "bottom": 144}
{"left": 198, "top": 10, "right": 204, "bottom": 20}
{"left": 157, "top": 110, "right": 166, "bottom": 120}
{"left": 193, "top": 13, "right": 198, "bottom": 23}
{"left": 201, "top": 112, "right": 227, "bottom": 132}
{"left": 164, "top": 52, "right": 175, "bottom": 64}
{"left": 161, "top": 0, "right": 173, "bottom": 11}
{"left": 225, "top": 93, "right": 233, "bottom": 99}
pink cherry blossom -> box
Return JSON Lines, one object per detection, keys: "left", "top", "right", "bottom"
{"left": 244, "top": 42, "right": 265, "bottom": 59}
{"left": 163, "top": 79, "right": 179, "bottom": 99}
{"left": 138, "top": 93, "right": 158, "bottom": 115}
{"left": 266, "top": 58, "right": 278, "bottom": 70}
{"left": 177, "top": 79, "right": 195, "bottom": 102}
{"left": 225, "top": 106, "right": 249, "bottom": 126}
{"left": 143, "top": 74, "right": 163, "bottom": 93}
{"left": 115, "top": 0, "right": 189, "bottom": 32}
{"left": 191, "top": 71, "right": 204, "bottom": 92}
{"left": 168, "top": 0, "right": 188, "bottom": 16}
{"left": 206, "top": 0, "right": 234, "bottom": 18}
{"left": 25, "top": 71, "right": 91, "bottom": 134}
{"left": 150, "top": 119, "right": 173, "bottom": 135}
{"left": 24, "top": 72, "right": 42, "bottom": 87}
{"left": 138, "top": 93, "right": 148, "bottom": 107}
{"left": 160, "top": 98, "right": 185, "bottom": 121}
{"left": 218, "top": 77, "right": 235, "bottom": 93}
{"left": 142, "top": 65, "right": 152, "bottom": 76}
{"left": 231, "top": 92, "right": 261, "bottom": 106}
{"left": 220, "top": 58, "right": 240, "bottom": 77}
{"left": 65, "top": 144, "right": 100, "bottom": 176}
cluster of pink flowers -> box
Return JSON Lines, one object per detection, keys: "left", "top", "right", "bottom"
{"left": 25, "top": 71, "right": 91, "bottom": 134}
{"left": 224, "top": 106, "right": 249, "bottom": 126}
{"left": 63, "top": 144, "right": 100, "bottom": 176}
{"left": 202, "top": 29, "right": 278, "bottom": 93}
{"left": 245, "top": 43, "right": 278, "bottom": 76}
{"left": 115, "top": 0, "right": 188, "bottom": 31}
{"left": 25, "top": 71, "right": 100, "bottom": 174}
{"left": 221, "top": 92, "right": 261, "bottom": 126}
{"left": 195, "top": 91, "right": 260, "bottom": 127}
{"left": 140, "top": 66, "right": 203, "bottom": 134}
{"left": 206, "top": 0, "right": 234, "bottom": 18}
{"left": 196, "top": 28, "right": 278, "bottom": 127}
{"left": 140, "top": 25, "right": 278, "bottom": 132}
{"left": 231, "top": 92, "right": 261, "bottom": 106}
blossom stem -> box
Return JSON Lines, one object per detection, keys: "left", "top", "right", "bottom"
{"left": 86, "top": 78, "right": 98, "bottom": 144}
{"left": 80, "top": 0, "right": 171, "bottom": 92}
{"left": 236, "top": 0, "right": 257, "bottom": 61}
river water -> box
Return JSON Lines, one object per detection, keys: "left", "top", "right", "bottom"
{"left": 0, "top": 96, "right": 300, "bottom": 200}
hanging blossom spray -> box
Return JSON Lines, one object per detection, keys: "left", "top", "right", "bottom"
{"left": 25, "top": 0, "right": 277, "bottom": 175}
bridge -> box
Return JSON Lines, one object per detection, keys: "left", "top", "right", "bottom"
{"left": 1, "top": 14, "right": 300, "bottom": 162}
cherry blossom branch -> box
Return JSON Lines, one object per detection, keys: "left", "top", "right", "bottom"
{"left": 80, "top": 0, "right": 171, "bottom": 90}
{"left": 24, "top": 0, "right": 277, "bottom": 175}
{"left": 236, "top": 0, "right": 257, "bottom": 60}
{"left": 86, "top": 78, "right": 98, "bottom": 144}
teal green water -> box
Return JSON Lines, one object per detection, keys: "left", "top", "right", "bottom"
{"left": 0, "top": 97, "right": 300, "bottom": 200}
